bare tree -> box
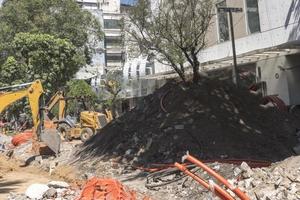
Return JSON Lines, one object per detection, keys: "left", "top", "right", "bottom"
{"left": 125, "top": 0, "right": 214, "bottom": 83}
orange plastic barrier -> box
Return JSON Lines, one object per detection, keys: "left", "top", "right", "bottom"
{"left": 77, "top": 178, "right": 137, "bottom": 200}
{"left": 184, "top": 154, "right": 250, "bottom": 200}
{"left": 11, "top": 130, "right": 33, "bottom": 146}
{"left": 175, "top": 154, "right": 250, "bottom": 200}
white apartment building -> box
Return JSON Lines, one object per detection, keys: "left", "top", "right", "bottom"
{"left": 123, "top": 0, "right": 300, "bottom": 106}
{"left": 76, "top": 0, "right": 127, "bottom": 89}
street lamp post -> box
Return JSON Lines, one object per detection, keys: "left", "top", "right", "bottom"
{"left": 217, "top": 7, "right": 243, "bottom": 86}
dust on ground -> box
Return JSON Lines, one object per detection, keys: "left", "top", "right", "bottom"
{"left": 0, "top": 155, "right": 51, "bottom": 199}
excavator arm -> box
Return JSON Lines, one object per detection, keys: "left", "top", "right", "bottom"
{"left": 0, "top": 80, "right": 61, "bottom": 154}
{"left": 0, "top": 80, "right": 43, "bottom": 136}
{"left": 45, "top": 90, "right": 66, "bottom": 120}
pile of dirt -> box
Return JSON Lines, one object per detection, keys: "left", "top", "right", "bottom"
{"left": 76, "top": 79, "right": 298, "bottom": 165}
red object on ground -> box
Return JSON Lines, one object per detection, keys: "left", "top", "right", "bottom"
{"left": 183, "top": 154, "right": 250, "bottom": 200}
{"left": 136, "top": 159, "right": 271, "bottom": 172}
{"left": 77, "top": 177, "right": 137, "bottom": 200}
{"left": 11, "top": 130, "right": 33, "bottom": 146}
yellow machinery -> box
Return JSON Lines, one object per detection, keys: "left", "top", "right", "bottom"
{"left": 45, "top": 93, "right": 113, "bottom": 142}
{"left": 0, "top": 80, "right": 61, "bottom": 154}
{"left": 45, "top": 90, "right": 66, "bottom": 121}
{"left": 63, "top": 110, "right": 112, "bottom": 142}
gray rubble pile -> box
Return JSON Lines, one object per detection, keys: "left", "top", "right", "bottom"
{"left": 233, "top": 156, "right": 300, "bottom": 200}
{"left": 76, "top": 79, "right": 298, "bottom": 167}
{"left": 7, "top": 181, "right": 79, "bottom": 200}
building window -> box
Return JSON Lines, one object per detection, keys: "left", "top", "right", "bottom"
{"left": 106, "top": 53, "right": 122, "bottom": 62}
{"left": 145, "top": 62, "right": 154, "bottom": 75}
{"left": 217, "top": 1, "right": 229, "bottom": 42}
{"left": 246, "top": 0, "right": 260, "bottom": 34}
{"left": 104, "top": 19, "right": 121, "bottom": 29}
{"left": 105, "top": 36, "right": 122, "bottom": 47}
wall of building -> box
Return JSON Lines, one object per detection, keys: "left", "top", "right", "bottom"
{"left": 75, "top": 1, "right": 106, "bottom": 86}
{"left": 257, "top": 53, "right": 300, "bottom": 106}
{"left": 200, "top": 0, "right": 300, "bottom": 64}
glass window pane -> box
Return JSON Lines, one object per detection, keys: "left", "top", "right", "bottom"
{"left": 246, "top": 0, "right": 261, "bottom": 33}
{"left": 104, "top": 19, "right": 121, "bottom": 29}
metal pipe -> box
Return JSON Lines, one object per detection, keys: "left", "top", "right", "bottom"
{"left": 184, "top": 154, "right": 250, "bottom": 200}
{"left": 175, "top": 162, "right": 235, "bottom": 200}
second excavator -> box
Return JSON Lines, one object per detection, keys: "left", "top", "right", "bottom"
{"left": 45, "top": 91, "right": 113, "bottom": 142}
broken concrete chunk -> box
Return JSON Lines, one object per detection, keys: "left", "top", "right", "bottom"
{"left": 240, "top": 162, "right": 251, "bottom": 172}
{"left": 233, "top": 167, "right": 242, "bottom": 176}
{"left": 43, "top": 188, "right": 57, "bottom": 198}
{"left": 174, "top": 125, "right": 184, "bottom": 130}
{"left": 48, "top": 181, "right": 70, "bottom": 188}
{"left": 25, "top": 184, "right": 49, "bottom": 199}
{"left": 125, "top": 149, "right": 133, "bottom": 156}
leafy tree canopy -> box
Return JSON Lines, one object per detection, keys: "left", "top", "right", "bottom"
{"left": 0, "top": 33, "right": 85, "bottom": 91}
{"left": 0, "top": 0, "right": 103, "bottom": 51}
{"left": 66, "top": 79, "right": 97, "bottom": 115}
{"left": 0, "top": 0, "right": 103, "bottom": 91}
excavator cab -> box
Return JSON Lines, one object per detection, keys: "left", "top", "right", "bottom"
{"left": 0, "top": 80, "right": 61, "bottom": 154}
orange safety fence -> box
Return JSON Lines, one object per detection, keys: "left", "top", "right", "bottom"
{"left": 175, "top": 153, "right": 250, "bottom": 200}
{"left": 77, "top": 177, "right": 151, "bottom": 200}
{"left": 11, "top": 129, "right": 33, "bottom": 146}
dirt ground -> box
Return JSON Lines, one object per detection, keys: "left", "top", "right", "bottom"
{"left": 0, "top": 156, "right": 54, "bottom": 199}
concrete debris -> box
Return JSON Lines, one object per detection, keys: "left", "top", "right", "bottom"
{"left": 48, "top": 181, "right": 70, "bottom": 188}
{"left": 174, "top": 124, "right": 184, "bottom": 130}
{"left": 43, "top": 188, "right": 57, "bottom": 198}
{"left": 236, "top": 156, "right": 300, "bottom": 200}
{"left": 8, "top": 182, "right": 80, "bottom": 200}
{"left": 25, "top": 184, "right": 49, "bottom": 199}
{"left": 76, "top": 80, "right": 298, "bottom": 166}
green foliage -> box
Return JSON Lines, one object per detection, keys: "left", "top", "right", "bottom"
{"left": 0, "top": 0, "right": 103, "bottom": 50}
{"left": 101, "top": 71, "right": 123, "bottom": 117}
{"left": 0, "top": 0, "right": 103, "bottom": 121}
{"left": 66, "top": 79, "right": 97, "bottom": 115}
{"left": 0, "top": 33, "right": 85, "bottom": 91}
{"left": 0, "top": 0, "right": 103, "bottom": 87}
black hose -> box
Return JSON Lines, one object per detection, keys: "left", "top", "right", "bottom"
{"left": 145, "top": 164, "right": 201, "bottom": 189}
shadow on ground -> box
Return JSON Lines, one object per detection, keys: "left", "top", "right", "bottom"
{"left": 0, "top": 179, "right": 23, "bottom": 194}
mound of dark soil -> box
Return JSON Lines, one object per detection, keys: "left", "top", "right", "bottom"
{"left": 77, "top": 79, "right": 298, "bottom": 165}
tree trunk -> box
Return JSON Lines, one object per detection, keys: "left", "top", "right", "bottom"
{"left": 178, "top": 71, "right": 187, "bottom": 84}
{"left": 192, "top": 57, "right": 200, "bottom": 83}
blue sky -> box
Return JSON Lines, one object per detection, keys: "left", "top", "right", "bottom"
{"left": 121, "top": 0, "right": 136, "bottom": 5}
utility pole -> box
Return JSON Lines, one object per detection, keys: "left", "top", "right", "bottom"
{"left": 217, "top": 7, "right": 243, "bottom": 86}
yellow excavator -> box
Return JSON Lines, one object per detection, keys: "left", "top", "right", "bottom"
{"left": 45, "top": 91, "right": 113, "bottom": 142}
{"left": 0, "top": 80, "right": 61, "bottom": 154}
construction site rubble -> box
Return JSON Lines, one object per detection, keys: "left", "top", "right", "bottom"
{"left": 7, "top": 181, "right": 80, "bottom": 200}
{"left": 76, "top": 79, "right": 298, "bottom": 166}
{"left": 236, "top": 156, "right": 300, "bottom": 200}
{"left": 2, "top": 79, "right": 300, "bottom": 199}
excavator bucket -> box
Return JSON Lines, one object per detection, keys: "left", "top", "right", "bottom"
{"left": 40, "top": 128, "right": 61, "bottom": 154}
